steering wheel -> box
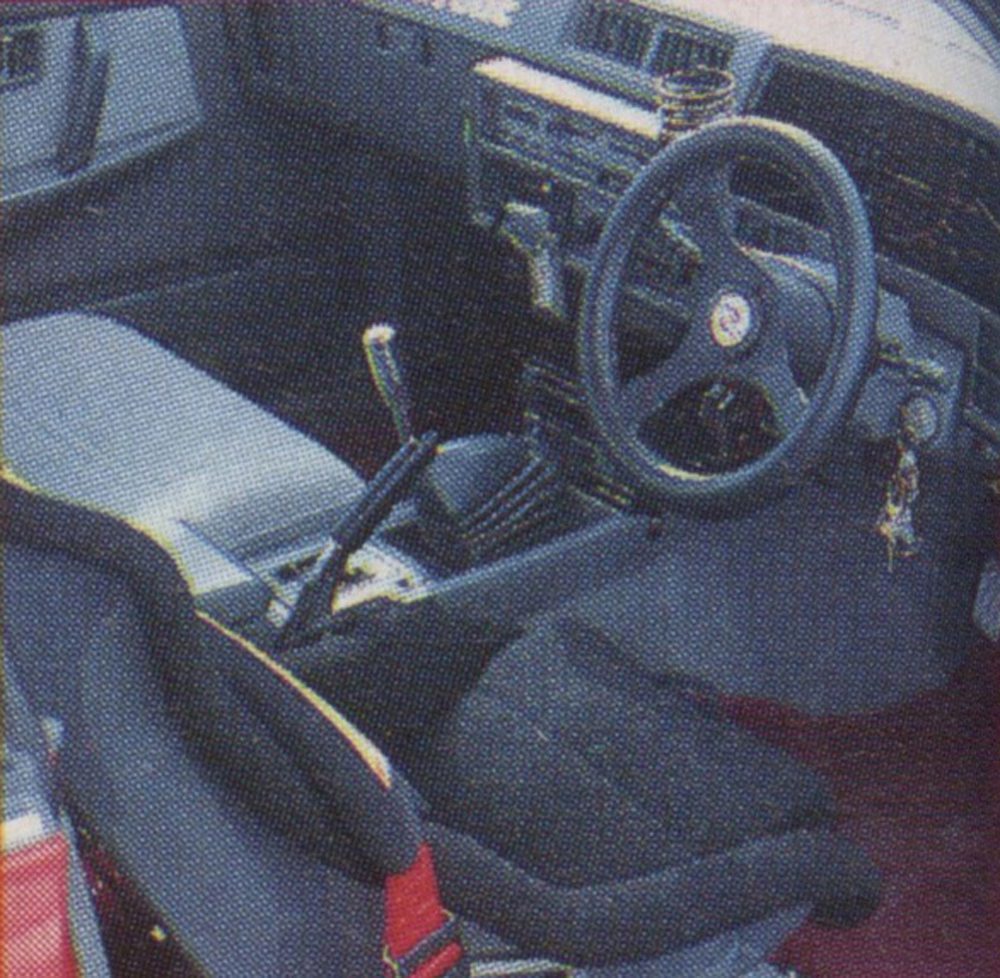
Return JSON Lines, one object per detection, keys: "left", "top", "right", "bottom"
{"left": 579, "top": 116, "right": 878, "bottom": 513}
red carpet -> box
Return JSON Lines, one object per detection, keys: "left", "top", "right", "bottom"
{"left": 726, "top": 642, "right": 1000, "bottom": 978}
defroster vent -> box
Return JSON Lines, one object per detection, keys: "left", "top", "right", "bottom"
{"left": 575, "top": 1, "right": 655, "bottom": 68}
{"left": 651, "top": 26, "right": 731, "bottom": 74}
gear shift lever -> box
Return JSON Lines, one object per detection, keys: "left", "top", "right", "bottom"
{"left": 363, "top": 323, "right": 414, "bottom": 443}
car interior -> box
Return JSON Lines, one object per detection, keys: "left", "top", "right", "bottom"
{"left": 1, "top": 2, "right": 999, "bottom": 977}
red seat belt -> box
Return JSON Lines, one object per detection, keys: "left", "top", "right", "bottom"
{"left": 3, "top": 833, "right": 79, "bottom": 978}
{"left": 383, "top": 843, "right": 466, "bottom": 978}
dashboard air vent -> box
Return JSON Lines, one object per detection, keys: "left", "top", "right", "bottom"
{"left": 0, "top": 25, "right": 43, "bottom": 90}
{"left": 651, "top": 26, "right": 731, "bottom": 74}
{"left": 575, "top": 1, "right": 654, "bottom": 68}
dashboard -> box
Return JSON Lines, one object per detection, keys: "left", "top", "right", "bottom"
{"left": 227, "top": 0, "right": 1000, "bottom": 450}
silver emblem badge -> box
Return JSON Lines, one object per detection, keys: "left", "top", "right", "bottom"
{"left": 709, "top": 292, "right": 754, "bottom": 349}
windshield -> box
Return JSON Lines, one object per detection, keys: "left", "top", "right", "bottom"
{"left": 838, "top": 0, "right": 998, "bottom": 59}
{"left": 655, "top": 0, "right": 999, "bottom": 62}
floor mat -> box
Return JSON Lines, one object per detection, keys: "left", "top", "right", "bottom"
{"left": 724, "top": 642, "right": 1000, "bottom": 978}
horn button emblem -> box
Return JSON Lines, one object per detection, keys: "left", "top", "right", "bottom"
{"left": 709, "top": 291, "right": 755, "bottom": 349}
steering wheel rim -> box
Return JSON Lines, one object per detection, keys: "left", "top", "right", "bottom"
{"left": 579, "top": 116, "right": 878, "bottom": 513}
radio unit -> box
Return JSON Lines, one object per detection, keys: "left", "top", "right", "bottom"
{"left": 468, "top": 56, "right": 724, "bottom": 311}
{"left": 469, "top": 57, "right": 660, "bottom": 256}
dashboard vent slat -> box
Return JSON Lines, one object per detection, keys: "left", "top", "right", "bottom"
{"left": 575, "top": 1, "right": 654, "bottom": 68}
{"left": 651, "top": 28, "right": 731, "bottom": 74}
{"left": 574, "top": 2, "right": 732, "bottom": 75}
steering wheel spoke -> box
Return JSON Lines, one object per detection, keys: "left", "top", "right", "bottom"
{"left": 674, "top": 177, "right": 785, "bottom": 316}
{"left": 671, "top": 167, "right": 739, "bottom": 259}
{"left": 739, "top": 351, "right": 810, "bottom": 437}
{"left": 620, "top": 329, "right": 719, "bottom": 428}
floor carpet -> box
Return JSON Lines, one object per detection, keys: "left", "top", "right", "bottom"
{"left": 725, "top": 641, "right": 1000, "bottom": 978}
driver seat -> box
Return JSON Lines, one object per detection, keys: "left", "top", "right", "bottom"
{"left": 2, "top": 472, "right": 881, "bottom": 976}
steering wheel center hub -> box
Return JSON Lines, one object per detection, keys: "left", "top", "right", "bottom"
{"left": 709, "top": 290, "right": 756, "bottom": 350}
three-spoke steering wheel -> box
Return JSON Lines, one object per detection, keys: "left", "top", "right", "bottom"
{"left": 579, "top": 117, "right": 878, "bottom": 512}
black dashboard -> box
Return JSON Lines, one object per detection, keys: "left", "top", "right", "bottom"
{"left": 229, "top": 0, "right": 1000, "bottom": 448}
{"left": 751, "top": 63, "right": 1000, "bottom": 319}
{"left": 751, "top": 58, "right": 1000, "bottom": 441}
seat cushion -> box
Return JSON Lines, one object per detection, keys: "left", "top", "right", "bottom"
{"left": 1, "top": 312, "right": 365, "bottom": 595}
{"left": 298, "top": 606, "right": 881, "bottom": 964}
{"left": 381, "top": 619, "right": 881, "bottom": 965}
{"left": 402, "top": 618, "right": 834, "bottom": 887}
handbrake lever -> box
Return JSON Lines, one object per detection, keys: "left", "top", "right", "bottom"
{"left": 276, "top": 431, "right": 439, "bottom": 651}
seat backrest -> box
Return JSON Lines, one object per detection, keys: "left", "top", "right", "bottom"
{"left": 1, "top": 313, "right": 367, "bottom": 598}
{"left": 1, "top": 473, "right": 429, "bottom": 977}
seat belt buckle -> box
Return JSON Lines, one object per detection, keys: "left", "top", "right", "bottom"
{"left": 382, "top": 911, "right": 468, "bottom": 978}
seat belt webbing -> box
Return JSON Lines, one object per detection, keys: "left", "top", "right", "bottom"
{"left": 384, "top": 843, "right": 466, "bottom": 978}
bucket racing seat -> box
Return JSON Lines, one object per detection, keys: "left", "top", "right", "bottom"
{"left": 1, "top": 475, "right": 450, "bottom": 978}
{"left": 2, "top": 386, "right": 881, "bottom": 977}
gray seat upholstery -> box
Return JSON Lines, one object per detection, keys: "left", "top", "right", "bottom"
{"left": 1, "top": 312, "right": 365, "bottom": 595}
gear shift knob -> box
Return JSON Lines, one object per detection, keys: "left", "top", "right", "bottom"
{"left": 363, "top": 323, "right": 414, "bottom": 443}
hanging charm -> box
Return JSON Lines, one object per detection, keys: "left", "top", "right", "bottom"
{"left": 876, "top": 439, "right": 921, "bottom": 571}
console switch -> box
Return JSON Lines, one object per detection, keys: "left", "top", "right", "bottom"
{"left": 500, "top": 202, "right": 568, "bottom": 321}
